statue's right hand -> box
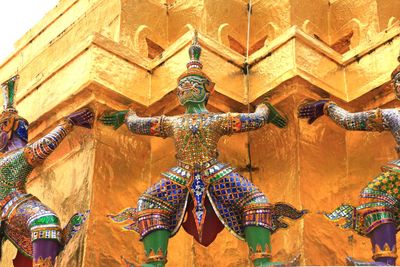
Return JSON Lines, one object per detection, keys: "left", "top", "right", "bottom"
{"left": 297, "top": 100, "right": 329, "bottom": 124}
{"left": 99, "top": 110, "right": 129, "bottom": 130}
{"left": 67, "top": 107, "right": 95, "bottom": 129}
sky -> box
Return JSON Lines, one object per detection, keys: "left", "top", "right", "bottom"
{"left": 0, "top": 0, "right": 58, "bottom": 62}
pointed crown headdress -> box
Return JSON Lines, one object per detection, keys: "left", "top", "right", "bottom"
{"left": 1, "top": 75, "right": 19, "bottom": 114}
{"left": 0, "top": 75, "right": 28, "bottom": 138}
{"left": 177, "top": 31, "right": 214, "bottom": 92}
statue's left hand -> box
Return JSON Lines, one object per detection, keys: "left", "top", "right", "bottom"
{"left": 264, "top": 102, "right": 287, "bottom": 128}
{"left": 66, "top": 108, "right": 95, "bottom": 129}
{"left": 99, "top": 110, "right": 129, "bottom": 130}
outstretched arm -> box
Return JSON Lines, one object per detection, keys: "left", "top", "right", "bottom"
{"left": 125, "top": 110, "right": 172, "bottom": 137}
{"left": 298, "top": 100, "right": 389, "bottom": 131}
{"left": 223, "top": 102, "right": 287, "bottom": 135}
{"left": 100, "top": 110, "right": 172, "bottom": 138}
{"left": 325, "top": 102, "right": 389, "bottom": 131}
{"left": 24, "top": 108, "right": 94, "bottom": 166}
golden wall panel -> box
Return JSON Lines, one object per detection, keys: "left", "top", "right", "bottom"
{"left": 15, "top": 50, "right": 92, "bottom": 123}
{"left": 345, "top": 36, "right": 400, "bottom": 101}
{"left": 84, "top": 124, "right": 151, "bottom": 266}
{"left": 250, "top": 1, "right": 291, "bottom": 44}
{"left": 201, "top": 0, "right": 248, "bottom": 47}
{"left": 251, "top": 0, "right": 329, "bottom": 46}
{"left": 294, "top": 40, "right": 345, "bottom": 99}
{"left": 249, "top": 39, "right": 295, "bottom": 101}
{"left": 167, "top": 0, "right": 248, "bottom": 47}
{"left": 190, "top": 230, "right": 251, "bottom": 267}
{"left": 298, "top": 111, "right": 348, "bottom": 266}
{"left": 119, "top": 0, "right": 168, "bottom": 52}
{"left": 91, "top": 46, "right": 151, "bottom": 105}
{"left": 290, "top": 0, "right": 329, "bottom": 41}
{"left": 376, "top": 0, "right": 400, "bottom": 30}
{"left": 201, "top": 49, "right": 246, "bottom": 104}
{"left": 329, "top": 0, "right": 379, "bottom": 42}
{"left": 166, "top": 1, "right": 203, "bottom": 42}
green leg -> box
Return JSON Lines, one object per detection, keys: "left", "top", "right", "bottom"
{"left": 245, "top": 226, "right": 281, "bottom": 267}
{"left": 142, "top": 230, "right": 170, "bottom": 267}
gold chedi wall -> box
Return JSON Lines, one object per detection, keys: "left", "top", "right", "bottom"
{"left": 0, "top": 0, "right": 400, "bottom": 266}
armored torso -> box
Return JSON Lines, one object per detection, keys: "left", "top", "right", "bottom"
{"left": 0, "top": 149, "right": 33, "bottom": 201}
{"left": 168, "top": 113, "right": 229, "bottom": 166}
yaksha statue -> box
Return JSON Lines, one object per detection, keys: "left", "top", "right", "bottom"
{"left": 101, "top": 32, "right": 306, "bottom": 267}
{"left": 0, "top": 76, "right": 94, "bottom": 267}
{"left": 298, "top": 51, "right": 400, "bottom": 266}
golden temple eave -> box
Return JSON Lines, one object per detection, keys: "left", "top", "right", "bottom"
{"left": 0, "top": 1, "right": 399, "bottom": 114}
{"left": 249, "top": 25, "right": 400, "bottom": 101}
{"left": 1, "top": 27, "right": 398, "bottom": 135}
{"left": 0, "top": 1, "right": 398, "bottom": 143}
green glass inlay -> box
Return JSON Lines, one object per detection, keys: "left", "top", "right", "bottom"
{"left": 30, "top": 215, "right": 59, "bottom": 228}
{"left": 164, "top": 172, "right": 187, "bottom": 186}
{"left": 71, "top": 214, "right": 83, "bottom": 225}
{"left": 8, "top": 81, "right": 14, "bottom": 106}
{"left": 210, "top": 168, "right": 233, "bottom": 183}
{"left": 357, "top": 202, "right": 392, "bottom": 210}
{"left": 365, "top": 211, "right": 393, "bottom": 228}
{"left": 194, "top": 48, "right": 200, "bottom": 60}
{"left": 365, "top": 214, "right": 372, "bottom": 223}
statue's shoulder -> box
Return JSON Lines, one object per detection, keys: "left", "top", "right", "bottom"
{"left": 0, "top": 147, "right": 25, "bottom": 165}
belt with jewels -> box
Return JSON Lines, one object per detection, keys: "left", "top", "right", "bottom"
{"left": 161, "top": 159, "right": 235, "bottom": 186}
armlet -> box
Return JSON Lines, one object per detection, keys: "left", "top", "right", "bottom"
{"left": 366, "top": 108, "right": 385, "bottom": 132}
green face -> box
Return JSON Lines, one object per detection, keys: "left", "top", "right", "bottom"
{"left": 176, "top": 75, "right": 209, "bottom": 106}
